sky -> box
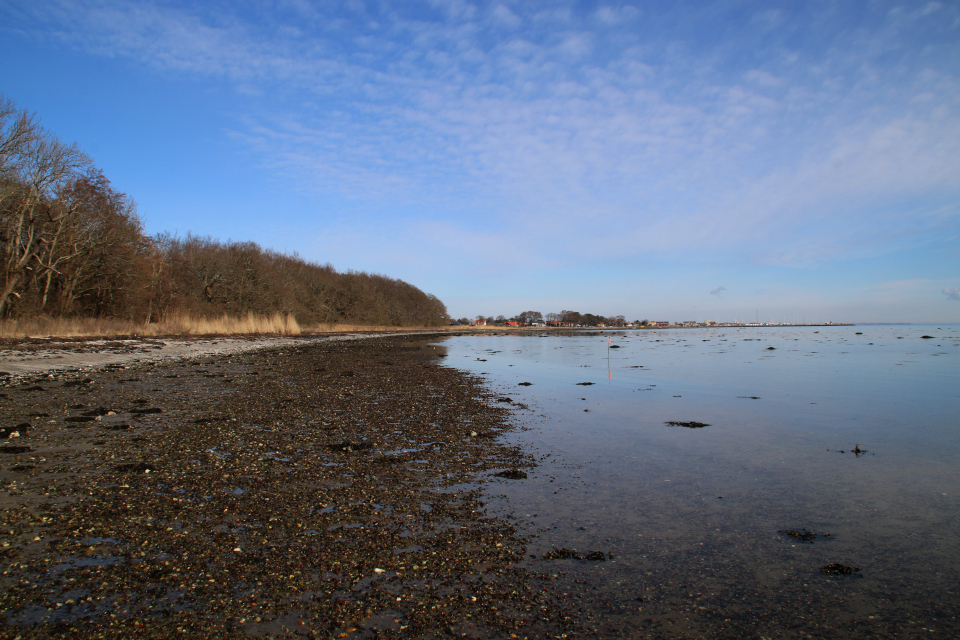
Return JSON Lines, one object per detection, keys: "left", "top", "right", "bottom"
{"left": 1, "top": 0, "right": 958, "bottom": 324}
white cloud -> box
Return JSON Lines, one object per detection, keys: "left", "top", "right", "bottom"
{"left": 750, "top": 8, "right": 783, "bottom": 30}
{"left": 553, "top": 32, "right": 593, "bottom": 58}
{"left": 490, "top": 4, "right": 521, "bottom": 29}
{"left": 594, "top": 5, "right": 641, "bottom": 26}
{"left": 426, "top": 0, "right": 477, "bottom": 19}
{"left": 944, "top": 286, "right": 960, "bottom": 301}
{"left": 7, "top": 0, "right": 960, "bottom": 275}
{"left": 743, "top": 69, "right": 781, "bottom": 87}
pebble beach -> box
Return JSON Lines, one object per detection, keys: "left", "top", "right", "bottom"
{"left": 0, "top": 335, "right": 577, "bottom": 639}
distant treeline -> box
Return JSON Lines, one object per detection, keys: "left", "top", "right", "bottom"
{"left": 458, "top": 310, "right": 640, "bottom": 327}
{"left": 0, "top": 95, "right": 448, "bottom": 326}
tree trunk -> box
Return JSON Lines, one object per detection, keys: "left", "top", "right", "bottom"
{"left": 0, "top": 271, "right": 23, "bottom": 317}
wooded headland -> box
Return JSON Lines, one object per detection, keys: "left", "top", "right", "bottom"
{"left": 0, "top": 95, "right": 449, "bottom": 333}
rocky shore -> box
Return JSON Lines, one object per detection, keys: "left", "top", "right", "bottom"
{"left": 0, "top": 335, "right": 576, "bottom": 639}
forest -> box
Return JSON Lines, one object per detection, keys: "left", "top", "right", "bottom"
{"left": 0, "top": 96, "right": 449, "bottom": 328}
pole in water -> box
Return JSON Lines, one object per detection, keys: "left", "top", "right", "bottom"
{"left": 607, "top": 337, "right": 612, "bottom": 379}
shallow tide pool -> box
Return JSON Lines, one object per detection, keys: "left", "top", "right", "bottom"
{"left": 439, "top": 325, "right": 960, "bottom": 638}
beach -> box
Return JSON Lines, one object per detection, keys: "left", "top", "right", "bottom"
{"left": 4, "top": 326, "right": 957, "bottom": 639}
{"left": 0, "top": 334, "right": 575, "bottom": 639}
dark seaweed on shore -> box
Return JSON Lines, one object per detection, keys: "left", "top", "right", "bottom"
{"left": 543, "top": 548, "right": 609, "bottom": 561}
{"left": 0, "top": 337, "right": 576, "bottom": 639}
{"left": 779, "top": 528, "right": 833, "bottom": 543}
{"left": 820, "top": 563, "right": 861, "bottom": 576}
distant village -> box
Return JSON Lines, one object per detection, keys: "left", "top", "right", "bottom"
{"left": 451, "top": 310, "right": 840, "bottom": 329}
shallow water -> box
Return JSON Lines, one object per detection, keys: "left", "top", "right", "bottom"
{"left": 440, "top": 325, "right": 960, "bottom": 638}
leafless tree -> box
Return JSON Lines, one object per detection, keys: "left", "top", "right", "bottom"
{"left": 0, "top": 95, "right": 450, "bottom": 327}
{"left": 0, "top": 96, "right": 91, "bottom": 315}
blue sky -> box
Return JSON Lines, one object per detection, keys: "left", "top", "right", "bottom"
{"left": 1, "top": 0, "right": 958, "bottom": 323}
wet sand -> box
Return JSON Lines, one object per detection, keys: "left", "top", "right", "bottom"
{"left": 0, "top": 333, "right": 444, "bottom": 378}
{"left": 0, "top": 335, "right": 576, "bottom": 638}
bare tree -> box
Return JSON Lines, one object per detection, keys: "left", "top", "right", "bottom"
{"left": 0, "top": 97, "right": 91, "bottom": 315}
{"left": 517, "top": 310, "right": 543, "bottom": 324}
{"left": 45, "top": 172, "right": 147, "bottom": 316}
{"left": 0, "top": 97, "right": 39, "bottom": 179}
{"left": 0, "top": 95, "right": 452, "bottom": 327}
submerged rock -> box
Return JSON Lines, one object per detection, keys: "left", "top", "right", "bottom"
{"left": 779, "top": 528, "right": 832, "bottom": 543}
{"left": 0, "top": 445, "right": 32, "bottom": 454}
{"left": 820, "top": 563, "right": 860, "bottom": 576}
{"left": 327, "top": 441, "right": 373, "bottom": 452}
{"left": 543, "top": 548, "right": 608, "bottom": 561}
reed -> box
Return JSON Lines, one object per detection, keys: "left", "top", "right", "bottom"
{"left": 0, "top": 312, "right": 302, "bottom": 338}
{"left": 0, "top": 314, "right": 517, "bottom": 339}
{"left": 0, "top": 317, "right": 564, "bottom": 339}
{"left": 160, "top": 312, "right": 301, "bottom": 336}
{"left": 0, "top": 316, "right": 141, "bottom": 338}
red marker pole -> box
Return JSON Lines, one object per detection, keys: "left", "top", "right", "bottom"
{"left": 607, "top": 337, "right": 612, "bottom": 379}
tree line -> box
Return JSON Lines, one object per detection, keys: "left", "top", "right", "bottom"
{"left": 0, "top": 95, "right": 449, "bottom": 327}
{"left": 457, "top": 310, "right": 645, "bottom": 327}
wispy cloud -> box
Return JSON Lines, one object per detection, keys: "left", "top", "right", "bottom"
{"left": 13, "top": 2, "right": 959, "bottom": 246}
{"left": 3, "top": 0, "right": 959, "bottom": 321}
{"left": 710, "top": 286, "right": 727, "bottom": 297}
{"left": 944, "top": 287, "right": 960, "bottom": 301}
{"left": 490, "top": 4, "right": 521, "bottom": 30}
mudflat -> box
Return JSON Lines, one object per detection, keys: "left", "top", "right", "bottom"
{"left": 0, "top": 336, "right": 573, "bottom": 638}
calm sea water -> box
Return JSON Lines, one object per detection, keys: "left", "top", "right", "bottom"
{"left": 438, "top": 325, "right": 960, "bottom": 638}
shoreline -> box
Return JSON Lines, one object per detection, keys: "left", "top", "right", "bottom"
{"left": 0, "top": 322, "right": 856, "bottom": 380}
{"left": 0, "top": 332, "right": 449, "bottom": 380}
{"left": 0, "top": 335, "right": 576, "bottom": 638}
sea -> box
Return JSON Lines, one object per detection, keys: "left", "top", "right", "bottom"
{"left": 437, "top": 324, "right": 960, "bottom": 638}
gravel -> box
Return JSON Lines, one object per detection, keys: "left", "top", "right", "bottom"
{"left": 0, "top": 336, "right": 577, "bottom": 639}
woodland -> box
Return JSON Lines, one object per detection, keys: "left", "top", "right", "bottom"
{"left": 0, "top": 96, "right": 449, "bottom": 328}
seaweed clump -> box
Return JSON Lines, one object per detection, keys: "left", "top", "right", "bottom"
{"left": 779, "top": 528, "right": 832, "bottom": 543}
{"left": 820, "top": 563, "right": 860, "bottom": 576}
{"left": 543, "top": 548, "right": 608, "bottom": 561}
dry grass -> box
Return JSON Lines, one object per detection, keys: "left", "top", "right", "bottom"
{"left": 0, "top": 316, "right": 145, "bottom": 338}
{"left": 0, "top": 312, "right": 302, "bottom": 339}
{"left": 161, "top": 312, "right": 302, "bottom": 336}
{"left": 0, "top": 315, "right": 484, "bottom": 339}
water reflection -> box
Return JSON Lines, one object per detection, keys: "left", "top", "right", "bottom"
{"left": 439, "top": 325, "right": 960, "bottom": 638}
